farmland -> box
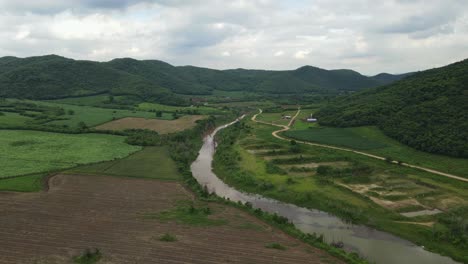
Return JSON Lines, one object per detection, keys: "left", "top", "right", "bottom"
{"left": 1, "top": 99, "right": 172, "bottom": 129}
{"left": 213, "top": 117, "right": 468, "bottom": 262}
{"left": 284, "top": 126, "right": 468, "bottom": 178}
{"left": 68, "top": 146, "right": 181, "bottom": 181}
{"left": 0, "top": 174, "right": 343, "bottom": 263}
{"left": 96, "top": 115, "right": 206, "bottom": 134}
{"left": 0, "top": 130, "right": 141, "bottom": 178}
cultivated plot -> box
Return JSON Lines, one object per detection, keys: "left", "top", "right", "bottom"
{"left": 96, "top": 115, "right": 206, "bottom": 134}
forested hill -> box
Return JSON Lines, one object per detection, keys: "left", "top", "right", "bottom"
{"left": 316, "top": 59, "right": 468, "bottom": 158}
{"left": 0, "top": 55, "right": 407, "bottom": 99}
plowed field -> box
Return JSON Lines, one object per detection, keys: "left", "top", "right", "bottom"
{"left": 0, "top": 174, "right": 341, "bottom": 264}
{"left": 95, "top": 116, "right": 205, "bottom": 134}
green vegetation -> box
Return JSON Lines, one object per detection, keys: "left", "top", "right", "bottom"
{"left": 68, "top": 147, "right": 181, "bottom": 181}
{"left": 145, "top": 200, "right": 227, "bottom": 226}
{"left": 284, "top": 126, "right": 468, "bottom": 178}
{"left": 138, "top": 102, "right": 224, "bottom": 115}
{"left": 265, "top": 242, "right": 287, "bottom": 250}
{"left": 285, "top": 127, "right": 388, "bottom": 150}
{"left": 0, "top": 112, "right": 33, "bottom": 126}
{"left": 317, "top": 59, "right": 468, "bottom": 158}
{"left": 0, "top": 99, "right": 172, "bottom": 130}
{"left": 213, "top": 119, "right": 468, "bottom": 262}
{"left": 73, "top": 248, "right": 102, "bottom": 264}
{"left": 0, "top": 55, "right": 406, "bottom": 102}
{"left": 159, "top": 233, "right": 178, "bottom": 242}
{"left": 255, "top": 110, "right": 297, "bottom": 126}
{"left": 0, "top": 174, "right": 44, "bottom": 192}
{"left": 0, "top": 130, "right": 141, "bottom": 178}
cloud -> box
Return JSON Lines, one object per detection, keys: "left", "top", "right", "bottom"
{"left": 0, "top": 0, "right": 467, "bottom": 74}
{"left": 294, "top": 50, "right": 310, "bottom": 59}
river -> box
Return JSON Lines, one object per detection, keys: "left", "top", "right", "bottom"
{"left": 190, "top": 118, "right": 458, "bottom": 264}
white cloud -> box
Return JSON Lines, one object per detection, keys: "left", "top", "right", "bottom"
{"left": 0, "top": 0, "right": 467, "bottom": 74}
{"left": 294, "top": 50, "right": 310, "bottom": 59}
{"left": 274, "top": 50, "right": 284, "bottom": 57}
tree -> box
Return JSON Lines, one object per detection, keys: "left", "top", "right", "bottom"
{"left": 78, "top": 121, "right": 88, "bottom": 130}
{"left": 155, "top": 111, "right": 162, "bottom": 118}
{"left": 68, "top": 110, "right": 74, "bottom": 115}
{"left": 108, "top": 95, "right": 114, "bottom": 103}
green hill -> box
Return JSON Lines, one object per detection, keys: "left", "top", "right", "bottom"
{"left": 0, "top": 55, "right": 408, "bottom": 101}
{"left": 0, "top": 55, "right": 169, "bottom": 99}
{"left": 316, "top": 59, "right": 468, "bottom": 158}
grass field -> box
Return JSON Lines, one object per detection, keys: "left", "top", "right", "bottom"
{"left": 0, "top": 112, "right": 34, "bottom": 126}
{"left": 96, "top": 115, "right": 205, "bottom": 134}
{"left": 290, "top": 109, "right": 319, "bottom": 130}
{"left": 284, "top": 126, "right": 468, "bottom": 178}
{"left": 0, "top": 130, "right": 141, "bottom": 178}
{"left": 0, "top": 174, "right": 43, "bottom": 192}
{"left": 255, "top": 110, "right": 297, "bottom": 126}
{"left": 68, "top": 147, "right": 181, "bottom": 180}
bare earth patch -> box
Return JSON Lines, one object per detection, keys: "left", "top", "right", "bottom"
{"left": 95, "top": 115, "right": 205, "bottom": 134}
{"left": 0, "top": 174, "right": 341, "bottom": 264}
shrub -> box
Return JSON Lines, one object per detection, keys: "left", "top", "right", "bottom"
{"left": 265, "top": 242, "right": 287, "bottom": 250}
{"left": 159, "top": 233, "right": 177, "bottom": 242}
{"left": 73, "top": 248, "right": 102, "bottom": 264}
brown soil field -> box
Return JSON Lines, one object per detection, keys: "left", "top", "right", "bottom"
{"left": 95, "top": 115, "right": 205, "bottom": 134}
{"left": 0, "top": 174, "right": 342, "bottom": 264}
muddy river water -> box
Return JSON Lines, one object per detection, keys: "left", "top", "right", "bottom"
{"left": 190, "top": 118, "right": 458, "bottom": 264}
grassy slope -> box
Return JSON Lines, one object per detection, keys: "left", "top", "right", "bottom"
{"left": 0, "top": 130, "right": 141, "bottom": 178}
{"left": 284, "top": 126, "right": 468, "bottom": 178}
{"left": 68, "top": 146, "right": 181, "bottom": 181}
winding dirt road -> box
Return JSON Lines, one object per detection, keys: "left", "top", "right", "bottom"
{"left": 251, "top": 109, "right": 468, "bottom": 183}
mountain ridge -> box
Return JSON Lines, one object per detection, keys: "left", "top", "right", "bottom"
{"left": 0, "top": 54, "right": 410, "bottom": 100}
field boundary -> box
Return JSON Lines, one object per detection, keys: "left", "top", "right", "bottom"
{"left": 252, "top": 109, "right": 468, "bottom": 183}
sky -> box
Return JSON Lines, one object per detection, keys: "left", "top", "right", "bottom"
{"left": 0, "top": 0, "right": 467, "bottom": 75}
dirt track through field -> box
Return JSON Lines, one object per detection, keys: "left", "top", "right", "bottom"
{"left": 0, "top": 174, "right": 341, "bottom": 264}
{"left": 252, "top": 109, "right": 468, "bottom": 183}
{"left": 95, "top": 115, "right": 205, "bottom": 134}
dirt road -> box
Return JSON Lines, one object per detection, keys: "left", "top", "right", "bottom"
{"left": 252, "top": 109, "right": 468, "bottom": 183}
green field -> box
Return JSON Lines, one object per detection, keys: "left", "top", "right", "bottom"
{"left": 0, "top": 130, "right": 141, "bottom": 178}
{"left": 0, "top": 174, "right": 44, "bottom": 192}
{"left": 0, "top": 112, "right": 34, "bottom": 126}
{"left": 255, "top": 110, "right": 297, "bottom": 126}
{"left": 284, "top": 126, "right": 468, "bottom": 178}
{"left": 68, "top": 146, "right": 181, "bottom": 180}
{"left": 290, "top": 109, "right": 319, "bottom": 130}
{"left": 285, "top": 127, "right": 388, "bottom": 150}
{"left": 39, "top": 101, "right": 172, "bottom": 128}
